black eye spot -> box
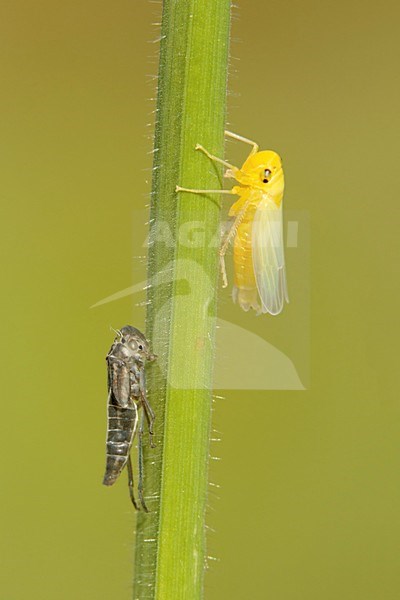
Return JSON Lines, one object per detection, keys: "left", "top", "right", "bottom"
{"left": 262, "top": 168, "right": 272, "bottom": 184}
{"left": 139, "top": 345, "right": 143, "bottom": 350}
{"left": 121, "top": 338, "right": 126, "bottom": 343}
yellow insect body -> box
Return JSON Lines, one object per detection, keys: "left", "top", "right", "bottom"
{"left": 176, "top": 131, "right": 289, "bottom": 315}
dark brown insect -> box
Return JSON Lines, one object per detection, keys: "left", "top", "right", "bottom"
{"left": 102, "top": 325, "right": 156, "bottom": 511}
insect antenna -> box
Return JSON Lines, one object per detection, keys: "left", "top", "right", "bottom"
{"left": 109, "top": 325, "right": 122, "bottom": 337}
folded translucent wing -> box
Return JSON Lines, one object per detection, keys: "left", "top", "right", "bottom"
{"left": 251, "top": 195, "right": 289, "bottom": 315}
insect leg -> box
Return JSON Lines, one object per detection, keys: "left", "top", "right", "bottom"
{"left": 195, "top": 143, "right": 238, "bottom": 171}
{"left": 224, "top": 130, "right": 259, "bottom": 155}
{"left": 219, "top": 201, "right": 251, "bottom": 288}
{"left": 176, "top": 186, "right": 235, "bottom": 195}
{"left": 139, "top": 367, "right": 156, "bottom": 448}
{"left": 141, "top": 394, "right": 156, "bottom": 448}
{"left": 126, "top": 454, "right": 139, "bottom": 510}
{"left": 138, "top": 419, "right": 149, "bottom": 513}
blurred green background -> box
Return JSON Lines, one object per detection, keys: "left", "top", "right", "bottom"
{"left": 1, "top": 0, "right": 399, "bottom": 598}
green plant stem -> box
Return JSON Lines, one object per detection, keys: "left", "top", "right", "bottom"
{"left": 133, "top": 0, "right": 231, "bottom": 598}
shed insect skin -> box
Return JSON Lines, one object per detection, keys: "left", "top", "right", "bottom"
{"left": 103, "top": 325, "right": 156, "bottom": 511}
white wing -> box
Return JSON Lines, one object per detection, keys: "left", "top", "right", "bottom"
{"left": 251, "top": 195, "right": 289, "bottom": 315}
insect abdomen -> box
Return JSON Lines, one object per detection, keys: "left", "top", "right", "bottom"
{"left": 232, "top": 220, "right": 261, "bottom": 313}
{"left": 103, "top": 403, "right": 138, "bottom": 486}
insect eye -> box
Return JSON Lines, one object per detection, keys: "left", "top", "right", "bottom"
{"left": 121, "top": 338, "right": 126, "bottom": 343}
{"left": 262, "top": 168, "right": 272, "bottom": 183}
{"left": 139, "top": 345, "right": 143, "bottom": 350}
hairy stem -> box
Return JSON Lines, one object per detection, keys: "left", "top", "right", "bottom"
{"left": 133, "top": 0, "right": 231, "bottom": 598}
